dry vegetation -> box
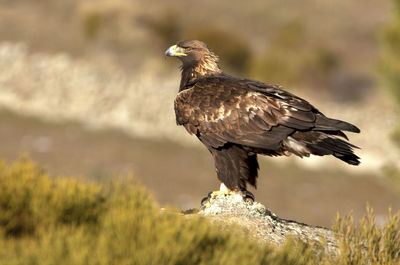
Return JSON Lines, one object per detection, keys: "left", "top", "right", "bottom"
{"left": 0, "top": 158, "right": 399, "bottom": 264}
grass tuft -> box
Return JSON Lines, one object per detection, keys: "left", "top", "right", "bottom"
{"left": 330, "top": 206, "right": 400, "bottom": 264}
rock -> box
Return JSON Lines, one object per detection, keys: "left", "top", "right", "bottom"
{"left": 194, "top": 194, "right": 338, "bottom": 255}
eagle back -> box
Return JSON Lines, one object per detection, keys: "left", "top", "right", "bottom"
{"left": 174, "top": 76, "right": 318, "bottom": 139}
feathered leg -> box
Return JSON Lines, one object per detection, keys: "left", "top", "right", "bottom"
{"left": 201, "top": 144, "right": 257, "bottom": 208}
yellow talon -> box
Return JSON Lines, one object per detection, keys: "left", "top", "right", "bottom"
{"left": 201, "top": 183, "right": 241, "bottom": 208}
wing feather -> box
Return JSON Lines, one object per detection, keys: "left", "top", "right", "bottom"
{"left": 174, "top": 75, "right": 352, "bottom": 150}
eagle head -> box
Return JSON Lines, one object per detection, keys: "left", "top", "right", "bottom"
{"left": 165, "top": 40, "right": 220, "bottom": 73}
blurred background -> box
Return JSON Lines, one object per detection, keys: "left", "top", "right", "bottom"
{"left": 0, "top": 0, "right": 400, "bottom": 227}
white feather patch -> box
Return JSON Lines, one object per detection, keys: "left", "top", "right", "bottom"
{"left": 283, "top": 136, "right": 309, "bottom": 155}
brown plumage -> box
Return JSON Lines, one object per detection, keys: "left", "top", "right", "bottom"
{"left": 166, "top": 40, "right": 360, "bottom": 192}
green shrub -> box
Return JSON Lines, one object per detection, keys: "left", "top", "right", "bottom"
{"left": 0, "top": 158, "right": 106, "bottom": 236}
{"left": 0, "top": 158, "right": 51, "bottom": 236}
{"left": 51, "top": 178, "right": 106, "bottom": 225}
{"left": 0, "top": 158, "right": 399, "bottom": 264}
{"left": 0, "top": 158, "right": 317, "bottom": 265}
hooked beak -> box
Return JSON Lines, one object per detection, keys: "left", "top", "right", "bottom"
{"left": 165, "top": 44, "right": 187, "bottom": 57}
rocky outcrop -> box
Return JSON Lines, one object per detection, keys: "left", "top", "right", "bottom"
{"left": 194, "top": 194, "right": 338, "bottom": 255}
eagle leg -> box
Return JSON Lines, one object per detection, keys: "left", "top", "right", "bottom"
{"left": 200, "top": 183, "right": 255, "bottom": 208}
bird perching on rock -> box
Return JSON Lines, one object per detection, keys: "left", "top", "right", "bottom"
{"left": 165, "top": 40, "right": 360, "bottom": 206}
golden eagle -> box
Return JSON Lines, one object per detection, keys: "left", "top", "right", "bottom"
{"left": 166, "top": 40, "right": 360, "bottom": 202}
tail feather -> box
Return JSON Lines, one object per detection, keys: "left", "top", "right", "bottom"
{"left": 288, "top": 131, "right": 360, "bottom": 165}
{"left": 333, "top": 153, "right": 360, "bottom": 166}
{"left": 314, "top": 115, "right": 360, "bottom": 133}
{"left": 309, "top": 137, "right": 360, "bottom": 165}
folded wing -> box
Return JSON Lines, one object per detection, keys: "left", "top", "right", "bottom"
{"left": 175, "top": 76, "right": 359, "bottom": 155}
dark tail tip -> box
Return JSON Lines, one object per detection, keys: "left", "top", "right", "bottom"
{"left": 334, "top": 153, "right": 361, "bottom": 165}
{"left": 315, "top": 115, "right": 360, "bottom": 133}
{"left": 346, "top": 123, "right": 360, "bottom": 133}
{"left": 334, "top": 120, "right": 360, "bottom": 133}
